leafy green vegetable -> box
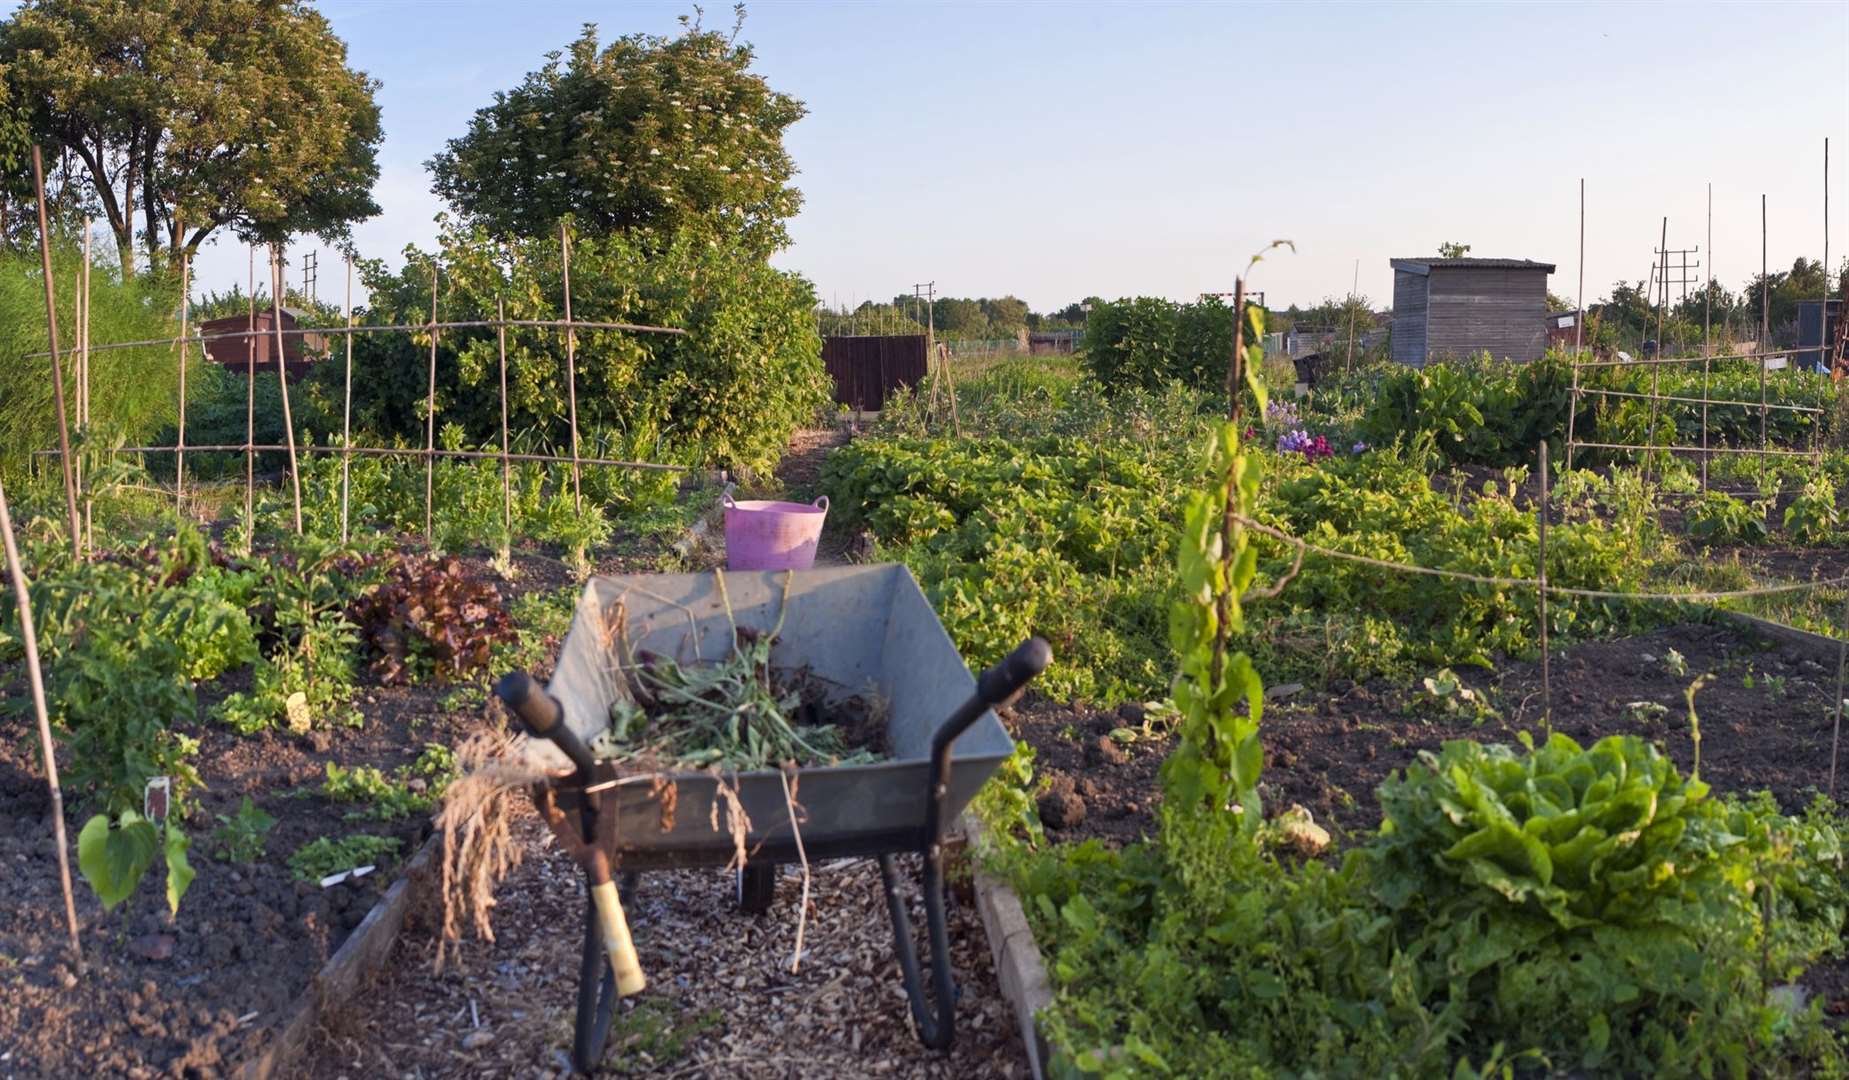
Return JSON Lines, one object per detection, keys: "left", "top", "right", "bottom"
{"left": 288, "top": 834, "right": 401, "bottom": 882}
{"left": 77, "top": 812, "right": 160, "bottom": 911}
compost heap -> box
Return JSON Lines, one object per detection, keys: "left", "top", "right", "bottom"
{"left": 592, "top": 627, "right": 888, "bottom": 771}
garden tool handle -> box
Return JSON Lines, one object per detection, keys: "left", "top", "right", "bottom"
{"left": 493, "top": 672, "right": 596, "bottom": 782}
{"left": 923, "top": 637, "right": 1052, "bottom": 847}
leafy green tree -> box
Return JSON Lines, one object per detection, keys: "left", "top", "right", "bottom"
{"left": 1437, "top": 241, "right": 1472, "bottom": 258}
{"left": 980, "top": 295, "right": 1029, "bottom": 336}
{"left": 429, "top": 14, "right": 805, "bottom": 258}
{"left": 0, "top": 0, "right": 383, "bottom": 277}
{"left": 934, "top": 297, "right": 987, "bottom": 338}
{"left": 324, "top": 220, "right": 826, "bottom": 477}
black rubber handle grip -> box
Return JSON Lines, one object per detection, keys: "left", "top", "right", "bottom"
{"left": 975, "top": 637, "right": 1053, "bottom": 709}
{"left": 494, "top": 671, "right": 596, "bottom": 780}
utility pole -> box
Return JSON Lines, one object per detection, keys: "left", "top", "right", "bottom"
{"left": 913, "top": 281, "right": 936, "bottom": 349}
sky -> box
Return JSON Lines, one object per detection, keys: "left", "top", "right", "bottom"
{"left": 142, "top": 1, "right": 1849, "bottom": 313}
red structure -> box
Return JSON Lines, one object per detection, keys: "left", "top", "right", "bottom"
{"left": 198, "top": 308, "right": 328, "bottom": 380}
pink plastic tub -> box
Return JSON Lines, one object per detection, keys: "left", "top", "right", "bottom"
{"left": 722, "top": 490, "right": 830, "bottom": 571}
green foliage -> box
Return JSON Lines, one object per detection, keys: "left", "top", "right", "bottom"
{"left": 287, "top": 833, "right": 400, "bottom": 882}
{"left": 320, "top": 744, "right": 457, "bottom": 821}
{"left": 76, "top": 811, "right": 194, "bottom": 916}
{"left": 1784, "top": 475, "right": 1838, "bottom": 543}
{"left": 1083, "top": 295, "right": 1270, "bottom": 398}
{"left": 0, "top": 0, "right": 382, "bottom": 270}
{"left": 428, "top": 15, "right": 804, "bottom": 258}
{"left": 1687, "top": 491, "right": 1769, "bottom": 545}
{"left": 212, "top": 796, "right": 277, "bottom": 863}
{"left": 1356, "top": 354, "right": 1568, "bottom": 468}
{"left": 334, "top": 220, "right": 826, "bottom": 478}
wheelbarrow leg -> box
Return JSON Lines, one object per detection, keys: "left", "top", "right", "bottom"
{"left": 878, "top": 853, "right": 957, "bottom": 1050}
{"left": 571, "top": 872, "right": 639, "bottom": 1073}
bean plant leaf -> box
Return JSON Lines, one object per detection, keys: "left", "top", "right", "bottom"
{"left": 164, "top": 826, "right": 196, "bottom": 916}
{"left": 77, "top": 811, "right": 160, "bottom": 910}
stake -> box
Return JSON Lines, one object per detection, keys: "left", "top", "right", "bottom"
{"left": 244, "top": 246, "right": 256, "bottom": 542}
{"left": 174, "top": 251, "right": 189, "bottom": 519}
{"left": 270, "top": 246, "right": 303, "bottom": 534}
{"left": 425, "top": 267, "right": 439, "bottom": 546}
{"left": 498, "top": 297, "right": 512, "bottom": 556}
{"left": 340, "top": 255, "right": 354, "bottom": 545}
{"left": 1759, "top": 195, "right": 1769, "bottom": 483}
{"left": 78, "top": 218, "right": 92, "bottom": 552}
{"left": 1564, "top": 358, "right": 1581, "bottom": 473}
{"left": 1575, "top": 179, "right": 1585, "bottom": 355}
{"left": 560, "top": 223, "right": 582, "bottom": 514}
{"left": 1703, "top": 183, "right": 1711, "bottom": 493}
{"left": 1345, "top": 258, "right": 1359, "bottom": 371}
{"left": 1832, "top": 584, "right": 1849, "bottom": 798}
{"left": 1538, "top": 440, "right": 1551, "bottom": 732}
{"left": 0, "top": 475, "right": 83, "bottom": 968}
{"left": 30, "top": 146, "right": 82, "bottom": 560}
{"left": 1645, "top": 217, "right": 1666, "bottom": 484}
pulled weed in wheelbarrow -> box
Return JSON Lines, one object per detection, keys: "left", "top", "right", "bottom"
{"left": 593, "top": 623, "right": 890, "bottom": 772}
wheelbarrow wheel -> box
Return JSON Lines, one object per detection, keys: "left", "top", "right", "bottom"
{"left": 571, "top": 873, "right": 638, "bottom": 1073}
{"left": 736, "top": 862, "right": 776, "bottom": 914}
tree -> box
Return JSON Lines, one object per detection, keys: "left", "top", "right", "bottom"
{"left": 934, "top": 298, "right": 986, "bottom": 338}
{"left": 980, "top": 295, "right": 1029, "bottom": 336}
{"left": 1437, "top": 241, "right": 1472, "bottom": 259}
{"left": 0, "top": 0, "right": 382, "bottom": 277}
{"left": 429, "top": 13, "right": 806, "bottom": 258}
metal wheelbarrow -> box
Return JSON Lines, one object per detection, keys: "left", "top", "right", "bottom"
{"left": 494, "top": 565, "right": 1050, "bottom": 1073}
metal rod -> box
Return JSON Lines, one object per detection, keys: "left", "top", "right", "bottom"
{"left": 270, "top": 246, "right": 303, "bottom": 534}
{"left": 1575, "top": 178, "right": 1584, "bottom": 355}
{"left": 1571, "top": 386, "right": 1823, "bottom": 414}
{"left": 560, "top": 223, "right": 582, "bottom": 515}
{"left": 174, "top": 251, "right": 189, "bottom": 518}
{"left": 34, "top": 443, "right": 694, "bottom": 471}
{"left": 425, "top": 268, "right": 438, "bottom": 545}
{"left": 244, "top": 245, "right": 256, "bottom": 544}
{"left": 19, "top": 318, "right": 685, "bottom": 360}
{"left": 1645, "top": 216, "right": 1666, "bottom": 482}
{"left": 1833, "top": 582, "right": 1849, "bottom": 799}
{"left": 498, "top": 297, "right": 512, "bottom": 554}
{"left": 0, "top": 475, "right": 83, "bottom": 968}
{"left": 340, "top": 255, "right": 354, "bottom": 545}
{"left": 1538, "top": 440, "right": 1551, "bottom": 730}
{"left": 30, "top": 145, "right": 83, "bottom": 560}
{"left": 1573, "top": 348, "right": 1800, "bottom": 369}
{"left": 1703, "top": 182, "right": 1712, "bottom": 494}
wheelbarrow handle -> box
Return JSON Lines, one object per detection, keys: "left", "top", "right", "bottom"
{"left": 931, "top": 637, "right": 1052, "bottom": 758}
{"left": 494, "top": 671, "right": 597, "bottom": 783}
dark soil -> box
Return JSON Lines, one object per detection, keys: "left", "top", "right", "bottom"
{"left": 0, "top": 541, "right": 652, "bottom": 1078}
{"left": 1008, "top": 619, "right": 1849, "bottom": 1010}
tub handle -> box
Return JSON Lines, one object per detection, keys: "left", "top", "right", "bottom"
{"left": 721, "top": 482, "right": 737, "bottom": 510}
{"left": 812, "top": 495, "right": 829, "bottom": 512}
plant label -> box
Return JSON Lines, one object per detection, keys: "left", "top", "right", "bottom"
{"left": 285, "top": 691, "right": 312, "bottom": 734}
{"left": 144, "top": 776, "right": 171, "bottom": 826}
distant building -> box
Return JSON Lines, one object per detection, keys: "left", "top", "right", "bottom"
{"left": 199, "top": 308, "right": 329, "bottom": 380}
{"left": 1544, "top": 310, "right": 1581, "bottom": 352}
{"left": 1796, "top": 298, "right": 1843, "bottom": 372}
{"left": 1027, "top": 330, "right": 1082, "bottom": 355}
{"left": 1390, "top": 257, "right": 1556, "bottom": 365}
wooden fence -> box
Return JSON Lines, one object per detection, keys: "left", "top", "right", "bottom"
{"left": 822, "top": 334, "right": 928, "bottom": 411}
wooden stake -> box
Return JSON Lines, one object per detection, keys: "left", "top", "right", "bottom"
{"left": 174, "top": 250, "right": 189, "bottom": 519}
{"left": 1760, "top": 195, "right": 1770, "bottom": 481}
{"left": 78, "top": 217, "right": 92, "bottom": 552}
{"left": 340, "top": 255, "right": 354, "bottom": 545}
{"left": 1832, "top": 583, "right": 1849, "bottom": 798}
{"left": 1703, "top": 183, "right": 1712, "bottom": 493}
{"left": 0, "top": 475, "right": 83, "bottom": 967}
{"left": 270, "top": 246, "right": 303, "bottom": 534}
{"left": 1575, "top": 179, "right": 1585, "bottom": 355}
{"left": 30, "top": 146, "right": 82, "bottom": 560}
{"left": 425, "top": 267, "right": 439, "bottom": 546}
{"left": 1645, "top": 216, "right": 1666, "bottom": 483}
{"left": 1538, "top": 440, "right": 1551, "bottom": 732}
{"left": 244, "top": 246, "right": 256, "bottom": 542}
{"left": 560, "top": 223, "right": 582, "bottom": 514}
{"left": 498, "top": 297, "right": 512, "bottom": 555}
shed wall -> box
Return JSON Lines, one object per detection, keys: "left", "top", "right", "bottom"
{"left": 1426, "top": 267, "right": 1549, "bottom": 362}
{"left": 1391, "top": 270, "right": 1429, "bottom": 366}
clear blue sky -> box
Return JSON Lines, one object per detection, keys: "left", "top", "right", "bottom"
{"left": 165, "top": 1, "right": 1848, "bottom": 312}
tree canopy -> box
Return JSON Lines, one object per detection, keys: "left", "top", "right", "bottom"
{"left": 429, "top": 13, "right": 806, "bottom": 258}
{"left": 0, "top": 0, "right": 383, "bottom": 275}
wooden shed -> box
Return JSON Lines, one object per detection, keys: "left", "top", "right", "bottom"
{"left": 199, "top": 307, "right": 328, "bottom": 380}
{"left": 1390, "top": 257, "right": 1555, "bottom": 366}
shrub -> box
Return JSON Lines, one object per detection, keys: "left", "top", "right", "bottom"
{"left": 1687, "top": 490, "right": 1769, "bottom": 545}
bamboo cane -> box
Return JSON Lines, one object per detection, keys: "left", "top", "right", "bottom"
{"left": 270, "top": 246, "right": 303, "bottom": 534}
{"left": 30, "top": 146, "right": 82, "bottom": 560}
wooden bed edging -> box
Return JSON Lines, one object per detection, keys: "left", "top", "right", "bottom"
{"left": 961, "top": 815, "right": 1054, "bottom": 1080}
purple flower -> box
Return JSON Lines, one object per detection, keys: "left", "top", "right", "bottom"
{"left": 1351, "top": 441, "right": 1370, "bottom": 455}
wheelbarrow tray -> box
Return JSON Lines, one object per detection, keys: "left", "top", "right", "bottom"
{"left": 529, "top": 564, "right": 1014, "bottom": 870}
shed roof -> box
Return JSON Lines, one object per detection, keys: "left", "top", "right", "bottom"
{"left": 1391, "top": 257, "right": 1556, "bottom": 274}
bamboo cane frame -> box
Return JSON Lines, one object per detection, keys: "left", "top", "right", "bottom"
{"left": 244, "top": 246, "right": 256, "bottom": 542}
{"left": 561, "top": 223, "right": 583, "bottom": 514}
{"left": 30, "top": 146, "right": 83, "bottom": 560}
{"left": 425, "top": 268, "right": 439, "bottom": 545}
{"left": 0, "top": 475, "right": 83, "bottom": 968}
{"left": 499, "top": 297, "right": 512, "bottom": 555}
{"left": 340, "top": 255, "right": 354, "bottom": 545}
{"left": 79, "top": 218, "right": 92, "bottom": 551}
{"left": 174, "top": 251, "right": 190, "bottom": 518}
{"left": 270, "top": 247, "right": 303, "bottom": 533}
